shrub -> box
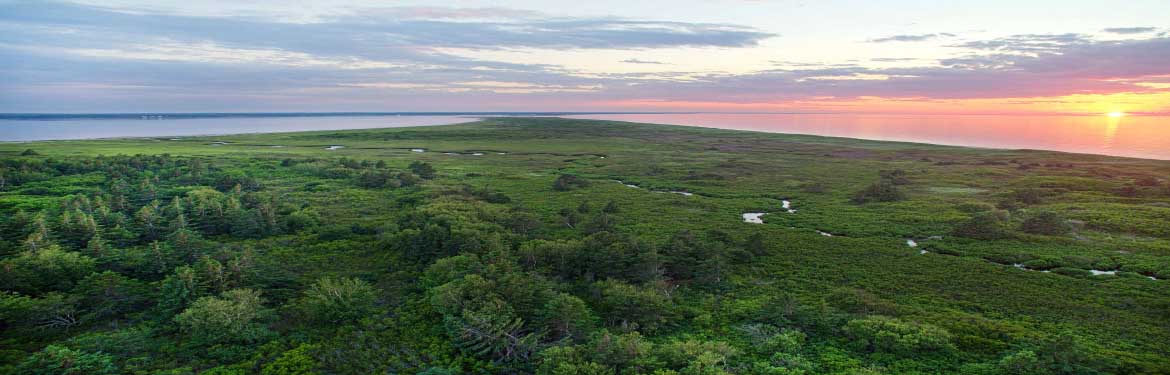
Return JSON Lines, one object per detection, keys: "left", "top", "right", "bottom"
{"left": 852, "top": 179, "right": 906, "bottom": 204}
{"left": 553, "top": 174, "right": 591, "bottom": 191}
{"left": 409, "top": 161, "right": 436, "bottom": 179}
{"left": 296, "top": 277, "right": 379, "bottom": 325}
{"left": 174, "top": 289, "right": 272, "bottom": 345}
{"left": 879, "top": 169, "right": 910, "bottom": 185}
{"left": 844, "top": 316, "right": 953, "bottom": 355}
{"left": 15, "top": 345, "right": 116, "bottom": 375}
{"left": 260, "top": 344, "right": 319, "bottom": 375}
{"left": 1020, "top": 211, "right": 1072, "bottom": 235}
{"left": 952, "top": 211, "right": 1009, "bottom": 240}
{"left": 1134, "top": 176, "right": 1160, "bottom": 187}
{"left": 590, "top": 280, "right": 672, "bottom": 333}
{"left": 955, "top": 202, "right": 995, "bottom": 214}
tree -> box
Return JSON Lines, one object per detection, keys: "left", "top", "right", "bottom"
{"left": 15, "top": 345, "right": 117, "bottom": 375}
{"left": 157, "top": 266, "right": 204, "bottom": 319}
{"left": 20, "top": 148, "right": 40, "bottom": 156}
{"left": 296, "top": 277, "right": 379, "bottom": 325}
{"left": 537, "top": 293, "right": 597, "bottom": 342}
{"left": 0, "top": 245, "right": 97, "bottom": 295}
{"left": 84, "top": 232, "right": 107, "bottom": 258}
{"left": 73, "top": 271, "right": 149, "bottom": 321}
{"left": 135, "top": 202, "right": 163, "bottom": 241}
{"left": 174, "top": 288, "right": 272, "bottom": 345}
{"left": 591, "top": 279, "right": 672, "bottom": 333}
{"left": 22, "top": 214, "right": 51, "bottom": 252}
{"left": 0, "top": 291, "right": 81, "bottom": 331}
{"left": 447, "top": 308, "right": 540, "bottom": 363}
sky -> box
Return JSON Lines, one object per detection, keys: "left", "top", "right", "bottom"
{"left": 1, "top": 0, "right": 1169, "bottom": 114}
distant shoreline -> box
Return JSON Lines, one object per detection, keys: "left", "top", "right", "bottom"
{"left": 4, "top": 112, "right": 1165, "bottom": 121}
{"left": 0, "top": 112, "right": 700, "bottom": 121}
{"left": 3, "top": 114, "right": 1168, "bottom": 161}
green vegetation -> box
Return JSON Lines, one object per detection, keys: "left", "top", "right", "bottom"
{"left": 1, "top": 117, "right": 1168, "bottom": 374}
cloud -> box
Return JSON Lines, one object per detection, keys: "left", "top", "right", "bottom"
{"left": 868, "top": 33, "right": 954, "bottom": 43}
{"left": 604, "top": 36, "right": 1170, "bottom": 103}
{"left": 870, "top": 57, "right": 920, "bottom": 62}
{"left": 0, "top": 2, "right": 775, "bottom": 53}
{"left": 352, "top": 7, "right": 546, "bottom": 21}
{"left": 1, "top": 2, "right": 1167, "bottom": 113}
{"left": 1103, "top": 27, "right": 1157, "bottom": 34}
{"left": 0, "top": 1, "right": 776, "bottom": 110}
{"left": 621, "top": 59, "right": 667, "bottom": 65}
{"left": 953, "top": 33, "right": 1091, "bottom": 53}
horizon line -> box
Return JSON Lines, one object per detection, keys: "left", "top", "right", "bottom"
{"left": 3, "top": 111, "right": 1168, "bottom": 119}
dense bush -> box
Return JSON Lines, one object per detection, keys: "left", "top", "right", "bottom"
{"left": 295, "top": 277, "right": 378, "bottom": 325}
{"left": 1020, "top": 211, "right": 1072, "bottom": 235}
{"left": 952, "top": 211, "right": 1010, "bottom": 239}
{"left": 553, "top": 174, "right": 591, "bottom": 191}
{"left": 844, "top": 316, "right": 954, "bottom": 355}
{"left": 852, "top": 179, "right": 906, "bottom": 204}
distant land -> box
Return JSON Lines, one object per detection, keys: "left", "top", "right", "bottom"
{"left": 0, "top": 112, "right": 696, "bottom": 121}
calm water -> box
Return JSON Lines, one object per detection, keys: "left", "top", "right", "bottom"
{"left": 0, "top": 115, "right": 477, "bottom": 142}
{"left": 2, "top": 113, "right": 1168, "bottom": 160}
{"left": 568, "top": 113, "right": 1170, "bottom": 160}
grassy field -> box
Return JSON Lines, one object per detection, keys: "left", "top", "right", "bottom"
{"left": 2, "top": 117, "right": 1168, "bottom": 374}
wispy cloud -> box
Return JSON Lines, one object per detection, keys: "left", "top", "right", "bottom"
{"left": 1103, "top": 27, "right": 1157, "bottom": 35}
{"left": 953, "top": 33, "right": 1091, "bottom": 53}
{"left": 870, "top": 57, "right": 921, "bottom": 62}
{"left": 621, "top": 59, "right": 668, "bottom": 65}
{"left": 868, "top": 33, "right": 955, "bottom": 43}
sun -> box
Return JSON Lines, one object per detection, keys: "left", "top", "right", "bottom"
{"left": 1106, "top": 111, "right": 1126, "bottom": 117}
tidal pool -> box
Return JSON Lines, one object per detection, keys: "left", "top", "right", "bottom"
{"left": 743, "top": 213, "right": 765, "bottom": 224}
{"left": 615, "top": 180, "right": 641, "bottom": 188}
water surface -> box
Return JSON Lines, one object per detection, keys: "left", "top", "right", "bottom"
{"left": 4, "top": 112, "right": 1169, "bottom": 160}
{"left": 567, "top": 113, "right": 1170, "bottom": 160}
{"left": 0, "top": 115, "right": 475, "bottom": 141}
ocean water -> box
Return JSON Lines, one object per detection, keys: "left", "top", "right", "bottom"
{"left": 566, "top": 113, "right": 1170, "bottom": 160}
{"left": 2, "top": 112, "right": 1169, "bottom": 160}
{"left": 0, "top": 114, "right": 479, "bottom": 142}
